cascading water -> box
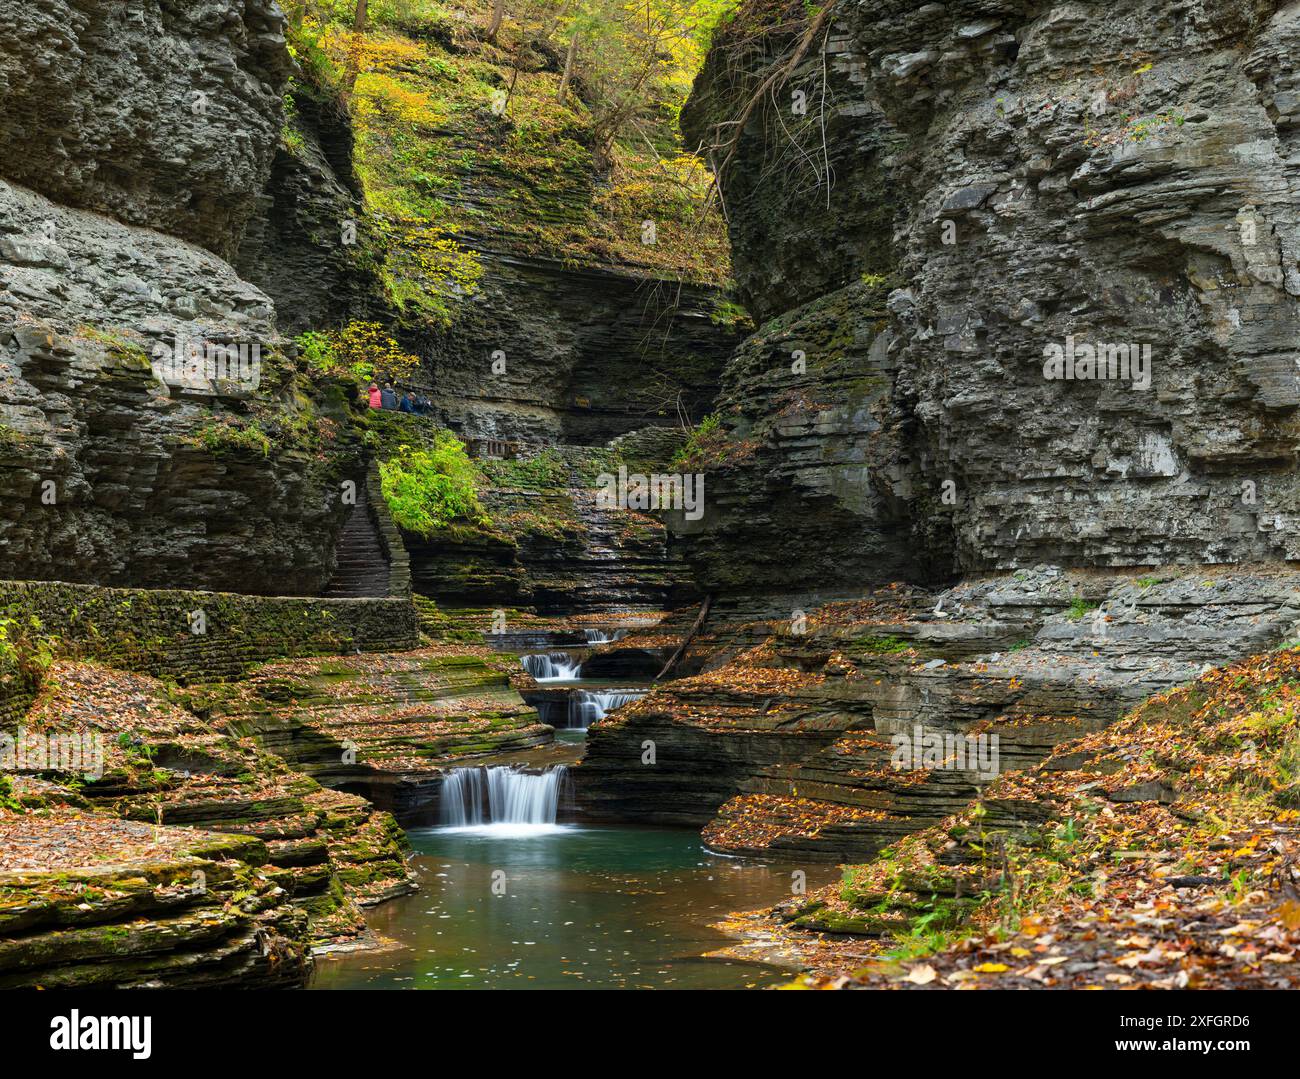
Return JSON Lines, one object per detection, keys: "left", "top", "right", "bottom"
{"left": 520, "top": 652, "right": 582, "bottom": 681}
{"left": 582, "top": 628, "right": 627, "bottom": 645}
{"left": 439, "top": 765, "right": 569, "bottom": 830}
{"left": 568, "top": 689, "right": 647, "bottom": 730}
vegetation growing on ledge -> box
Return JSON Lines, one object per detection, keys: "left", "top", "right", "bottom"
{"left": 671, "top": 411, "right": 727, "bottom": 469}
{"left": 297, "top": 321, "right": 422, "bottom": 385}
{"left": 784, "top": 648, "right": 1300, "bottom": 989}
{"left": 281, "top": 0, "right": 735, "bottom": 332}
{"left": 378, "top": 435, "right": 491, "bottom": 535}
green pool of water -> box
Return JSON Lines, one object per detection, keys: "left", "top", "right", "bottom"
{"left": 311, "top": 826, "right": 830, "bottom": 990}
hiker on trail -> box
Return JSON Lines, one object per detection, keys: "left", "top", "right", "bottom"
{"left": 380, "top": 384, "right": 397, "bottom": 409}
{"left": 367, "top": 383, "right": 381, "bottom": 409}
{"left": 399, "top": 392, "right": 415, "bottom": 414}
{"left": 416, "top": 393, "right": 432, "bottom": 416}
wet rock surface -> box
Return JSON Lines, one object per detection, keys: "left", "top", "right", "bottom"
{"left": 0, "top": 815, "right": 312, "bottom": 990}
{"left": 17, "top": 662, "right": 416, "bottom": 934}
{"left": 199, "top": 644, "right": 551, "bottom": 825}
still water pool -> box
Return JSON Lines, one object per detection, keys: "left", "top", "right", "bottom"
{"left": 311, "top": 825, "right": 831, "bottom": 990}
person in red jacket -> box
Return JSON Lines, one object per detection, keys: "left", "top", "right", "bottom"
{"left": 367, "top": 383, "right": 381, "bottom": 409}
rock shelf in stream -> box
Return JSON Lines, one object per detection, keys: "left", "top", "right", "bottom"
{"left": 18, "top": 661, "right": 415, "bottom": 922}
{"left": 0, "top": 814, "right": 313, "bottom": 990}
{"left": 575, "top": 567, "right": 1300, "bottom": 861}
{"left": 195, "top": 644, "right": 551, "bottom": 825}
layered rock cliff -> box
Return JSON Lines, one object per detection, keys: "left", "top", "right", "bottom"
{"left": 0, "top": 0, "right": 376, "bottom": 594}
{"left": 678, "top": 0, "right": 1300, "bottom": 589}
{"left": 577, "top": 0, "right": 1300, "bottom": 873}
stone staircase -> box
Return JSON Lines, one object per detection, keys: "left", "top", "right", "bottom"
{"left": 323, "top": 483, "right": 391, "bottom": 598}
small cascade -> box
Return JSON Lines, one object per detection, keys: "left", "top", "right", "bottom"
{"left": 568, "top": 688, "right": 647, "bottom": 730}
{"left": 439, "top": 767, "right": 486, "bottom": 827}
{"left": 521, "top": 652, "right": 582, "bottom": 681}
{"left": 439, "top": 765, "right": 569, "bottom": 828}
{"left": 582, "top": 628, "right": 627, "bottom": 645}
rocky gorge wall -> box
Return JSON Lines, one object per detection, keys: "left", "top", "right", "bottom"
{"left": 0, "top": 0, "right": 288, "bottom": 260}
{"left": 678, "top": 0, "right": 1300, "bottom": 591}
{"left": 415, "top": 256, "right": 735, "bottom": 447}
{"left": 577, "top": 0, "right": 1300, "bottom": 866}
{"left": 0, "top": 0, "right": 384, "bottom": 596}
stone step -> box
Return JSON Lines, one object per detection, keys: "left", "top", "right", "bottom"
{"left": 322, "top": 484, "right": 391, "bottom": 599}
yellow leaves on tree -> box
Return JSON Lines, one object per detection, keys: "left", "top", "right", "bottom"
{"left": 381, "top": 225, "right": 484, "bottom": 326}
{"left": 298, "top": 321, "right": 421, "bottom": 385}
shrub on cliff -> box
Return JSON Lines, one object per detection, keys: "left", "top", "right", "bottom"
{"left": 298, "top": 321, "right": 422, "bottom": 385}
{"left": 379, "top": 436, "right": 491, "bottom": 535}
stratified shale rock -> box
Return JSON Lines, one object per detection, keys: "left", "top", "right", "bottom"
{"left": 0, "top": 159, "right": 364, "bottom": 593}
{"left": 198, "top": 645, "right": 551, "bottom": 824}
{"left": 681, "top": 0, "right": 1300, "bottom": 587}
{"left": 11, "top": 661, "right": 416, "bottom": 945}
{"left": 577, "top": 566, "right": 1300, "bottom": 859}
{"left": 416, "top": 260, "right": 736, "bottom": 446}
{"left": 0, "top": 815, "right": 313, "bottom": 990}
{"left": 0, "top": 0, "right": 291, "bottom": 260}
{"left": 235, "top": 86, "right": 387, "bottom": 333}
{"left": 581, "top": 1, "right": 1300, "bottom": 862}
{"left": 0, "top": 0, "right": 386, "bottom": 594}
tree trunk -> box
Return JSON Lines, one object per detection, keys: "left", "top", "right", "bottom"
{"left": 557, "top": 30, "right": 579, "bottom": 104}
{"left": 486, "top": 0, "right": 505, "bottom": 42}
{"left": 655, "top": 596, "right": 713, "bottom": 682}
{"left": 345, "top": 0, "right": 368, "bottom": 91}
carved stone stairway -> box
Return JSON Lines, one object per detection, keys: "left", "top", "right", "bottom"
{"left": 323, "top": 483, "right": 392, "bottom": 598}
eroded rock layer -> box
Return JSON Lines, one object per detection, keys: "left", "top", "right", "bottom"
{"left": 577, "top": 567, "right": 1300, "bottom": 859}
{"left": 679, "top": 0, "right": 1300, "bottom": 586}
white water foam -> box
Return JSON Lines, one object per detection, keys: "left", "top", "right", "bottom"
{"left": 520, "top": 652, "right": 582, "bottom": 681}
{"left": 439, "top": 765, "right": 570, "bottom": 834}
{"left": 568, "top": 688, "right": 647, "bottom": 730}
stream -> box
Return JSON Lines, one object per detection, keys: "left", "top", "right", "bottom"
{"left": 311, "top": 633, "right": 833, "bottom": 990}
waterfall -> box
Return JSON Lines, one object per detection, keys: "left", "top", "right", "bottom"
{"left": 439, "top": 765, "right": 569, "bottom": 828}
{"left": 582, "top": 628, "right": 626, "bottom": 645}
{"left": 568, "top": 688, "right": 647, "bottom": 730}
{"left": 521, "top": 652, "right": 582, "bottom": 681}
{"left": 439, "top": 766, "right": 486, "bottom": 827}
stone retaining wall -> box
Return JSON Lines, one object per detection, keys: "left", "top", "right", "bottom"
{"left": 0, "top": 579, "right": 418, "bottom": 720}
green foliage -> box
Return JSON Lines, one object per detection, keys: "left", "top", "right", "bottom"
{"left": 378, "top": 435, "right": 490, "bottom": 535}
{"left": 116, "top": 732, "right": 158, "bottom": 765}
{"left": 188, "top": 419, "right": 272, "bottom": 458}
{"left": 75, "top": 324, "right": 151, "bottom": 368}
{"left": 709, "top": 296, "right": 752, "bottom": 328}
{"left": 289, "top": 0, "right": 730, "bottom": 299}
{"left": 297, "top": 321, "right": 422, "bottom": 385}
{"left": 371, "top": 0, "right": 456, "bottom": 37}
{"left": 1066, "top": 597, "right": 1101, "bottom": 621}
{"left": 0, "top": 614, "right": 58, "bottom": 695}
{"left": 671, "top": 412, "right": 726, "bottom": 469}
{"left": 477, "top": 448, "right": 569, "bottom": 491}
{"left": 282, "top": 89, "right": 309, "bottom": 156}
{"left": 859, "top": 635, "right": 911, "bottom": 655}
